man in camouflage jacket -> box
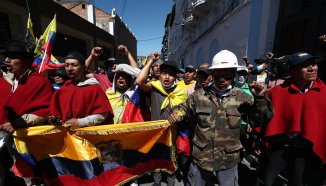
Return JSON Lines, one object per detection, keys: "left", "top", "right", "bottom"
{"left": 169, "top": 50, "right": 273, "bottom": 186}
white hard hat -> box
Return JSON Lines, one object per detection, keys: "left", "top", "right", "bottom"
{"left": 209, "top": 50, "right": 241, "bottom": 69}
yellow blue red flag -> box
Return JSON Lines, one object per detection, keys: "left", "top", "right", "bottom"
{"left": 12, "top": 120, "right": 177, "bottom": 185}
{"left": 142, "top": 56, "right": 148, "bottom": 66}
{"left": 122, "top": 87, "right": 151, "bottom": 123}
{"left": 33, "top": 15, "right": 63, "bottom": 72}
{"left": 25, "top": 13, "right": 35, "bottom": 46}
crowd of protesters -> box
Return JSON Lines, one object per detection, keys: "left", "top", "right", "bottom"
{"left": 0, "top": 37, "right": 326, "bottom": 186}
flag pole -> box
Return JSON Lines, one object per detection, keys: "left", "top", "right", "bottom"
{"left": 38, "top": 47, "right": 48, "bottom": 73}
{"left": 38, "top": 14, "right": 56, "bottom": 73}
{"left": 25, "top": 0, "right": 30, "bottom": 13}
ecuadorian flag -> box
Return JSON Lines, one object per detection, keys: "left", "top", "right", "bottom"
{"left": 12, "top": 120, "right": 176, "bottom": 185}
{"left": 122, "top": 87, "right": 150, "bottom": 123}
{"left": 34, "top": 15, "right": 64, "bottom": 73}
{"left": 25, "top": 13, "right": 35, "bottom": 46}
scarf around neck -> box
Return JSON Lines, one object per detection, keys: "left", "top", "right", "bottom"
{"left": 151, "top": 80, "right": 188, "bottom": 110}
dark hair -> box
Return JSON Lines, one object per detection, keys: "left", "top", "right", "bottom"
{"left": 115, "top": 71, "right": 134, "bottom": 88}
{"left": 160, "top": 66, "right": 178, "bottom": 78}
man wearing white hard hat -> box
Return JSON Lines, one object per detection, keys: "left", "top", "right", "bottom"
{"left": 168, "top": 50, "right": 272, "bottom": 186}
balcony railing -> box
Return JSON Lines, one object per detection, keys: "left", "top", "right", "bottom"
{"left": 192, "top": 0, "right": 206, "bottom": 7}
{"left": 183, "top": 13, "right": 196, "bottom": 28}
{"left": 191, "top": 0, "right": 210, "bottom": 17}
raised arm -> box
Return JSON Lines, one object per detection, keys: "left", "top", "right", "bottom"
{"left": 135, "top": 52, "right": 160, "bottom": 92}
{"left": 118, "top": 45, "right": 138, "bottom": 68}
{"left": 248, "top": 81, "right": 274, "bottom": 127}
{"left": 85, "top": 47, "right": 103, "bottom": 70}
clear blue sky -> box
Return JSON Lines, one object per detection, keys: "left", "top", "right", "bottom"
{"left": 95, "top": 0, "right": 173, "bottom": 56}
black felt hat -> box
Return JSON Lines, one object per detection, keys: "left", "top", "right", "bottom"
{"left": 0, "top": 40, "right": 35, "bottom": 59}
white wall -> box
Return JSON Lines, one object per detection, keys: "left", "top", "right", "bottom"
{"left": 184, "top": 2, "right": 252, "bottom": 67}
{"left": 168, "top": 0, "right": 280, "bottom": 68}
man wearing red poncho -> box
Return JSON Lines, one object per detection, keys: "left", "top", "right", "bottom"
{"left": 50, "top": 52, "right": 114, "bottom": 128}
{"left": 0, "top": 39, "right": 53, "bottom": 186}
{"left": 261, "top": 52, "right": 326, "bottom": 186}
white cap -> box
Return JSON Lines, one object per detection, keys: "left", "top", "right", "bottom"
{"left": 209, "top": 50, "right": 241, "bottom": 69}
{"left": 236, "top": 66, "right": 248, "bottom": 72}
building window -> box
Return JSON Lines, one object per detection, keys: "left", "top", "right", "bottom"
{"left": 209, "top": 39, "right": 219, "bottom": 62}
{"left": 196, "top": 47, "right": 205, "bottom": 66}
{"left": 82, "top": 3, "right": 86, "bottom": 9}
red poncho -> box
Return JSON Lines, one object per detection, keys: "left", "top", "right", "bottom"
{"left": 0, "top": 76, "right": 11, "bottom": 124}
{"left": 0, "top": 72, "right": 53, "bottom": 124}
{"left": 93, "top": 74, "right": 112, "bottom": 92}
{"left": 50, "top": 80, "right": 114, "bottom": 124}
{"left": 266, "top": 78, "right": 326, "bottom": 163}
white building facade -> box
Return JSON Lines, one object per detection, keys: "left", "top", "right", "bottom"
{"left": 165, "top": 0, "right": 280, "bottom": 67}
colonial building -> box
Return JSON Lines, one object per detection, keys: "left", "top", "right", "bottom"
{"left": 0, "top": 0, "right": 115, "bottom": 68}
{"left": 163, "top": 0, "right": 326, "bottom": 71}
{"left": 56, "top": 0, "right": 137, "bottom": 64}
{"left": 161, "top": 7, "right": 175, "bottom": 61}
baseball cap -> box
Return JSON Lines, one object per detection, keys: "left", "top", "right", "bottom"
{"left": 254, "top": 55, "right": 269, "bottom": 64}
{"left": 66, "top": 52, "right": 85, "bottom": 65}
{"left": 51, "top": 67, "right": 69, "bottom": 79}
{"left": 160, "top": 60, "right": 180, "bottom": 73}
{"left": 197, "top": 67, "right": 211, "bottom": 75}
{"left": 289, "top": 52, "right": 319, "bottom": 66}
{"left": 185, "top": 65, "right": 196, "bottom": 72}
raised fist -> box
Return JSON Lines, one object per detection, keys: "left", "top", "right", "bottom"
{"left": 91, "top": 47, "right": 103, "bottom": 58}
{"left": 118, "top": 45, "right": 129, "bottom": 55}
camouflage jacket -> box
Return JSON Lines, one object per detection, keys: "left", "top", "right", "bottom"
{"left": 174, "top": 85, "right": 273, "bottom": 171}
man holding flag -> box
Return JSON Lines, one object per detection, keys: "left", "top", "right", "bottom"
{"left": 50, "top": 52, "right": 114, "bottom": 128}
{"left": 0, "top": 39, "right": 54, "bottom": 185}
{"left": 135, "top": 53, "right": 188, "bottom": 186}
